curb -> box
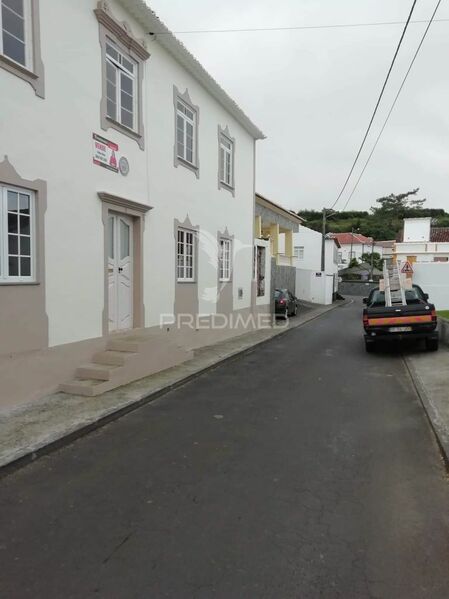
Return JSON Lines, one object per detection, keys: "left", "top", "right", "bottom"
{"left": 403, "top": 356, "right": 449, "bottom": 469}
{"left": 1, "top": 300, "right": 348, "bottom": 478}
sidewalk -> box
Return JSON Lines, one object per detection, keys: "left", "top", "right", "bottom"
{"left": 0, "top": 301, "right": 345, "bottom": 473}
{"left": 405, "top": 340, "right": 449, "bottom": 465}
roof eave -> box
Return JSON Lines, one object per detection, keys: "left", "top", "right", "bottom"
{"left": 119, "top": 0, "right": 266, "bottom": 140}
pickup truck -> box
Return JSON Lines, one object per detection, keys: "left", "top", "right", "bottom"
{"left": 363, "top": 284, "right": 438, "bottom": 352}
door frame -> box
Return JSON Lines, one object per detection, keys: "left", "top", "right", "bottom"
{"left": 108, "top": 212, "right": 134, "bottom": 332}
{"left": 99, "top": 192, "right": 152, "bottom": 337}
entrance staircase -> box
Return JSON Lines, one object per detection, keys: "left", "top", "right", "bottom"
{"left": 59, "top": 331, "right": 193, "bottom": 397}
{"left": 383, "top": 262, "right": 406, "bottom": 307}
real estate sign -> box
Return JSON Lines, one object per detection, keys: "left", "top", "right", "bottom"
{"left": 92, "top": 133, "right": 119, "bottom": 173}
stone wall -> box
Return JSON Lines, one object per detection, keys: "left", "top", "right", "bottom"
{"left": 339, "top": 281, "right": 378, "bottom": 297}
{"left": 439, "top": 318, "right": 449, "bottom": 347}
{"left": 271, "top": 258, "right": 296, "bottom": 312}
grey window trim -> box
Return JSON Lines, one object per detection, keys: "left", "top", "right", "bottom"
{"left": 173, "top": 86, "right": 200, "bottom": 178}
{"left": 0, "top": 0, "right": 45, "bottom": 98}
{"left": 218, "top": 229, "right": 233, "bottom": 282}
{"left": 217, "top": 125, "right": 235, "bottom": 196}
{"left": 95, "top": 1, "right": 150, "bottom": 150}
{"left": 175, "top": 216, "right": 199, "bottom": 284}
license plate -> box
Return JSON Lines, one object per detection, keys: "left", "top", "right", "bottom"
{"left": 389, "top": 326, "right": 412, "bottom": 333}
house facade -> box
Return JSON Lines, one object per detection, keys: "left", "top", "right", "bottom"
{"left": 395, "top": 218, "right": 449, "bottom": 265}
{"left": 328, "top": 232, "right": 379, "bottom": 269}
{"left": 293, "top": 226, "right": 339, "bottom": 305}
{"left": 0, "top": 0, "right": 267, "bottom": 408}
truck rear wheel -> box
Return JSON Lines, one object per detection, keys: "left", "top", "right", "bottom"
{"left": 425, "top": 338, "right": 439, "bottom": 352}
{"left": 365, "top": 340, "right": 376, "bottom": 353}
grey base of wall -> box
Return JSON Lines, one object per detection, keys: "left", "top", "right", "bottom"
{"left": 339, "top": 281, "right": 379, "bottom": 296}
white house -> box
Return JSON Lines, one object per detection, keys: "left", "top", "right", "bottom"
{"left": 293, "top": 225, "right": 339, "bottom": 305}
{"left": 328, "top": 232, "right": 379, "bottom": 269}
{"left": 0, "top": 0, "right": 269, "bottom": 409}
{"left": 395, "top": 218, "right": 449, "bottom": 264}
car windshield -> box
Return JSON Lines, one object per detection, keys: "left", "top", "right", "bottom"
{"left": 369, "top": 288, "right": 422, "bottom": 306}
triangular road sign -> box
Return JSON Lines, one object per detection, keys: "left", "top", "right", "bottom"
{"left": 401, "top": 260, "right": 414, "bottom": 274}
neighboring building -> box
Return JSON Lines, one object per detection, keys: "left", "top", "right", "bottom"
{"left": 293, "top": 225, "right": 339, "bottom": 304}
{"left": 254, "top": 194, "right": 303, "bottom": 306}
{"left": 0, "top": 0, "right": 267, "bottom": 409}
{"left": 328, "top": 232, "right": 378, "bottom": 268}
{"left": 376, "top": 240, "right": 395, "bottom": 262}
{"left": 395, "top": 218, "right": 449, "bottom": 265}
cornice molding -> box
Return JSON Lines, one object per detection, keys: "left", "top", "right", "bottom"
{"left": 95, "top": 2, "right": 150, "bottom": 61}
{"left": 98, "top": 191, "right": 152, "bottom": 213}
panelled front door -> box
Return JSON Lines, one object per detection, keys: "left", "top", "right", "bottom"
{"left": 108, "top": 213, "right": 133, "bottom": 332}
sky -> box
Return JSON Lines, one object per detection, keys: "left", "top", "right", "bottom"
{"left": 148, "top": 0, "right": 449, "bottom": 214}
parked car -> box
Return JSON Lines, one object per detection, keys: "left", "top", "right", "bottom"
{"left": 363, "top": 284, "right": 439, "bottom": 352}
{"left": 275, "top": 288, "right": 299, "bottom": 319}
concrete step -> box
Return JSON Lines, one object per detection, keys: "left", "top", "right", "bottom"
{"left": 76, "top": 363, "right": 121, "bottom": 381}
{"left": 59, "top": 379, "right": 110, "bottom": 397}
{"left": 92, "top": 350, "right": 136, "bottom": 366}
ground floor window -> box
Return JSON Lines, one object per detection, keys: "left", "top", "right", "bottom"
{"left": 219, "top": 238, "right": 232, "bottom": 281}
{"left": 0, "top": 185, "right": 34, "bottom": 282}
{"left": 177, "top": 227, "right": 195, "bottom": 281}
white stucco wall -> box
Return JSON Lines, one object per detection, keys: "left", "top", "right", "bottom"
{"left": 403, "top": 218, "right": 432, "bottom": 242}
{"left": 0, "top": 0, "right": 258, "bottom": 348}
{"left": 411, "top": 263, "right": 449, "bottom": 310}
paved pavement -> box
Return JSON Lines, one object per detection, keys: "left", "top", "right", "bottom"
{"left": 1, "top": 299, "right": 449, "bottom": 598}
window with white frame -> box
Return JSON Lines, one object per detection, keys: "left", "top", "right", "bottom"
{"left": 177, "top": 228, "right": 195, "bottom": 281}
{"left": 105, "top": 39, "right": 137, "bottom": 131}
{"left": 0, "top": 0, "right": 31, "bottom": 67}
{"left": 219, "top": 134, "right": 233, "bottom": 187}
{"left": 219, "top": 238, "right": 232, "bottom": 281}
{"left": 294, "top": 246, "right": 304, "bottom": 260}
{"left": 0, "top": 185, "right": 34, "bottom": 282}
{"left": 176, "top": 99, "right": 196, "bottom": 165}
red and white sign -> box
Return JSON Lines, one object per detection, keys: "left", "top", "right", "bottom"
{"left": 401, "top": 261, "right": 414, "bottom": 274}
{"left": 93, "top": 133, "right": 119, "bottom": 172}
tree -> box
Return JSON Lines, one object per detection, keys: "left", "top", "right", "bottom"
{"left": 371, "top": 189, "right": 426, "bottom": 218}
{"left": 361, "top": 252, "right": 383, "bottom": 270}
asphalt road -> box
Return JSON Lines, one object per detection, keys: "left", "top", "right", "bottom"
{"left": 1, "top": 300, "right": 449, "bottom": 598}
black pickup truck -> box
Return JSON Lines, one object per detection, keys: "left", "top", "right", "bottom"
{"left": 363, "top": 284, "right": 438, "bottom": 352}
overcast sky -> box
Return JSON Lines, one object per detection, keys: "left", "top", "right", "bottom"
{"left": 148, "top": 0, "right": 449, "bottom": 214}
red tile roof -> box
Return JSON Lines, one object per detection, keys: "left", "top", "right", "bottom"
{"left": 328, "top": 232, "right": 373, "bottom": 246}
{"left": 430, "top": 228, "right": 449, "bottom": 242}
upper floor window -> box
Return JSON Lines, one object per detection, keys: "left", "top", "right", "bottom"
{"left": 176, "top": 100, "right": 196, "bottom": 165}
{"left": 177, "top": 228, "right": 195, "bottom": 282}
{"left": 0, "top": 184, "right": 35, "bottom": 282}
{"left": 218, "top": 126, "right": 235, "bottom": 194}
{"left": 219, "top": 238, "right": 232, "bottom": 281}
{"left": 219, "top": 134, "right": 233, "bottom": 187}
{"left": 173, "top": 87, "right": 199, "bottom": 177}
{"left": 1, "top": 0, "right": 29, "bottom": 67}
{"left": 106, "top": 40, "right": 137, "bottom": 132}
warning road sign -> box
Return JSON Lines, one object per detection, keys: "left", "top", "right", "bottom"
{"left": 401, "top": 261, "right": 414, "bottom": 274}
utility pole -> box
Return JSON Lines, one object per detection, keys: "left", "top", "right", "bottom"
{"left": 321, "top": 208, "right": 327, "bottom": 272}
{"left": 369, "top": 237, "right": 375, "bottom": 281}
{"left": 350, "top": 227, "right": 354, "bottom": 264}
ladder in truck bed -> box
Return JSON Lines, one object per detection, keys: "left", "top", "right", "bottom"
{"left": 383, "top": 262, "right": 406, "bottom": 307}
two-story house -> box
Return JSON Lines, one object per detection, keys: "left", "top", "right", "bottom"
{"left": 0, "top": 0, "right": 268, "bottom": 409}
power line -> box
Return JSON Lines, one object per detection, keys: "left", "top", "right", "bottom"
{"left": 148, "top": 18, "right": 449, "bottom": 35}
{"left": 329, "top": 0, "right": 418, "bottom": 210}
{"left": 341, "top": 0, "right": 443, "bottom": 211}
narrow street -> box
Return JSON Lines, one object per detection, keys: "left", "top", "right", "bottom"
{"left": 1, "top": 300, "right": 449, "bottom": 599}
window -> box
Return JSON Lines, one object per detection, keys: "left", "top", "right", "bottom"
{"left": 177, "top": 228, "right": 195, "bottom": 281}
{"left": 0, "top": 185, "right": 34, "bottom": 282}
{"left": 294, "top": 246, "right": 304, "bottom": 260}
{"left": 219, "top": 238, "right": 232, "bottom": 281}
{"left": 176, "top": 99, "right": 196, "bottom": 165}
{"left": 105, "top": 40, "right": 137, "bottom": 131}
{"left": 1, "top": 0, "right": 29, "bottom": 67}
{"left": 219, "top": 134, "right": 233, "bottom": 187}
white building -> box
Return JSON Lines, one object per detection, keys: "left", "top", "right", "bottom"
{"left": 293, "top": 225, "right": 339, "bottom": 305}
{"left": 395, "top": 218, "right": 449, "bottom": 264}
{"left": 0, "top": 0, "right": 269, "bottom": 409}
{"left": 328, "top": 232, "right": 380, "bottom": 269}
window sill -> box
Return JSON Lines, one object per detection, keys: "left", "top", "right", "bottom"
{"left": 219, "top": 180, "right": 234, "bottom": 191}
{"left": 177, "top": 279, "right": 197, "bottom": 284}
{"left": 0, "top": 280, "right": 39, "bottom": 286}
{"left": 104, "top": 117, "right": 143, "bottom": 149}
{"left": 219, "top": 278, "right": 231, "bottom": 283}
{"left": 0, "top": 54, "right": 37, "bottom": 79}
{"left": 176, "top": 156, "right": 199, "bottom": 178}
{"left": 0, "top": 53, "right": 44, "bottom": 98}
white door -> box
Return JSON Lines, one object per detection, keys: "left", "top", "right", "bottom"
{"left": 108, "top": 214, "right": 133, "bottom": 332}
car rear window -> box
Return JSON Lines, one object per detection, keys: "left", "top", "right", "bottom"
{"left": 369, "top": 289, "right": 421, "bottom": 306}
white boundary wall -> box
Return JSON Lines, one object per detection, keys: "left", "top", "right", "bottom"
{"left": 296, "top": 269, "right": 334, "bottom": 305}
{"left": 412, "top": 263, "right": 449, "bottom": 310}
